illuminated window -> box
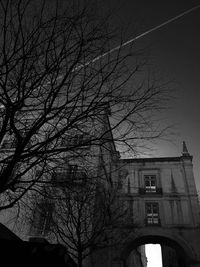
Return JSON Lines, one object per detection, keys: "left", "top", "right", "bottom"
{"left": 144, "top": 175, "right": 157, "bottom": 193}
{"left": 146, "top": 203, "right": 160, "bottom": 225}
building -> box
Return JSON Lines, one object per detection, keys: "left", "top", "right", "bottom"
{"left": 126, "top": 246, "right": 147, "bottom": 267}
{"left": 94, "top": 141, "right": 200, "bottom": 267}
{"left": 0, "top": 106, "right": 121, "bottom": 266}
{"left": 1, "top": 104, "right": 200, "bottom": 267}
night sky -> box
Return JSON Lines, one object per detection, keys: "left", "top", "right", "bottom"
{"left": 103, "top": 0, "right": 200, "bottom": 191}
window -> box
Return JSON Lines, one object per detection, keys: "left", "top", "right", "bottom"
{"left": 117, "top": 178, "right": 123, "bottom": 190}
{"left": 144, "top": 175, "right": 157, "bottom": 193}
{"left": 60, "top": 133, "right": 90, "bottom": 148}
{"left": 30, "top": 200, "right": 54, "bottom": 236}
{"left": 68, "top": 165, "right": 87, "bottom": 184}
{"left": 145, "top": 203, "right": 160, "bottom": 225}
{"left": 139, "top": 174, "right": 162, "bottom": 195}
{"left": 52, "top": 164, "right": 87, "bottom": 186}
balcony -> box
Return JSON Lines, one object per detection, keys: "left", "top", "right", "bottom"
{"left": 59, "top": 134, "right": 91, "bottom": 149}
{"left": 52, "top": 170, "right": 87, "bottom": 187}
{"left": 139, "top": 187, "right": 163, "bottom": 195}
{"left": 145, "top": 218, "right": 161, "bottom": 226}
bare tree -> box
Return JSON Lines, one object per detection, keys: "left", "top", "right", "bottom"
{"left": 25, "top": 175, "right": 127, "bottom": 267}
{"left": 20, "top": 145, "right": 142, "bottom": 267}
{"left": 0, "top": 0, "right": 170, "bottom": 211}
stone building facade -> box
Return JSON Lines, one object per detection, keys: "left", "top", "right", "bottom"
{"left": 98, "top": 142, "right": 200, "bottom": 267}
{"left": 1, "top": 106, "right": 200, "bottom": 267}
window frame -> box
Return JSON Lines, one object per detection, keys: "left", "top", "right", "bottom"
{"left": 30, "top": 200, "right": 54, "bottom": 236}
{"left": 52, "top": 164, "right": 87, "bottom": 187}
{"left": 145, "top": 202, "right": 160, "bottom": 226}
{"left": 144, "top": 175, "right": 157, "bottom": 193}
{"left": 59, "top": 133, "right": 91, "bottom": 148}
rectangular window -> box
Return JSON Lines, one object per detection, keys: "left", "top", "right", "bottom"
{"left": 60, "top": 133, "right": 90, "bottom": 148}
{"left": 144, "top": 175, "right": 157, "bottom": 193}
{"left": 68, "top": 164, "right": 87, "bottom": 184}
{"left": 30, "top": 200, "right": 54, "bottom": 236}
{"left": 52, "top": 164, "right": 87, "bottom": 186}
{"left": 146, "top": 203, "right": 160, "bottom": 225}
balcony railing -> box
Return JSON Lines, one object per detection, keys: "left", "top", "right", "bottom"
{"left": 52, "top": 171, "right": 87, "bottom": 187}
{"left": 145, "top": 218, "right": 161, "bottom": 226}
{"left": 59, "top": 134, "right": 91, "bottom": 149}
{"left": 139, "top": 187, "right": 163, "bottom": 195}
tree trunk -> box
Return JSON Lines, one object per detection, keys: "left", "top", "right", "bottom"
{"left": 78, "top": 251, "right": 83, "bottom": 267}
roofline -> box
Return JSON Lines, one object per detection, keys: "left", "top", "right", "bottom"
{"left": 120, "top": 156, "right": 193, "bottom": 163}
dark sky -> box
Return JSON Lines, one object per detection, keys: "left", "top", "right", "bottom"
{"left": 103, "top": 0, "right": 200, "bottom": 190}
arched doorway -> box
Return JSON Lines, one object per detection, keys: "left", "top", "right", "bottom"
{"left": 121, "top": 233, "right": 196, "bottom": 267}
{"left": 146, "top": 244, "right": 162, "bottom": 267}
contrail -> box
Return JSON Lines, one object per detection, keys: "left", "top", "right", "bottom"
{"left": 88, "top": 4, "right": 200, "bottom": 65}
{"left": 51, "top": 3, "right": 200, "bottom": 78}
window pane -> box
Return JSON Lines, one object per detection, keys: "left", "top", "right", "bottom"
{"left": 146, "top": 203, "right": 159, "bottom": 225}
{"left": 147, "top": 205, "right": 152, "bottom": 213}
{"left": 145, "top": 175, "right": 157, "bottom": 192}
{"left": 153, "top": 204, "right": 158, "bottom": 211}
{"left": 145, "top": 180, "right": 150, "bottom": 186}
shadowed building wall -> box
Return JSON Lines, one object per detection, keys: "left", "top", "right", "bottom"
{"left": 92, "top": 142, "right": 200, "bottom": 267}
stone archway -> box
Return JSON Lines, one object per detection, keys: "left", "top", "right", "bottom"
{"left": 120, "top": 229, "right": 198, "bottom": 267}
